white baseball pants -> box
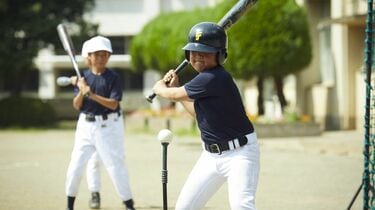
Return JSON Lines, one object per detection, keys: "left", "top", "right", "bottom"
{"left": 65, "top": 113, "right": 133, "bottom": 201}
{"left": 86, "top": 152, "right": 101, "bottom": 192}
{"left": 175, "top": 132, "right": 260, "bottom": 210}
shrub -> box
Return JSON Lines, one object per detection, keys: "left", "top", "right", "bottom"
{"left": 0, "top": 96, "right": 57, "bottom": 128}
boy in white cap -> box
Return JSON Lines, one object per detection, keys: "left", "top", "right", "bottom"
{"left": 65, "top": 36, "right": 136, "bottom": 210}
{"left": 81, "top": 37, "right": 103, "bottom": 210}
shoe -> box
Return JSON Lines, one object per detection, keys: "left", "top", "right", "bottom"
{"left": 89, "top": 192, "right": 100, "bottom": 209}
{"left": 124, "top": 199, "right": 135, "bottom": 210}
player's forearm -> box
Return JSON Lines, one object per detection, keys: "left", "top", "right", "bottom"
{"left": 180, "top": 101, "right": 195, "bottom": 117}
{"left": 86, "top": 93, "right": 119, "bottom": 111}
{"left": 72, "top": 93, "right": 84, "bottom": 110}
{"left": 154, "top": 81, "right": 189, "bottom": 101}
{"left": 157, "top": 87, "right": 181, "bottom": 101}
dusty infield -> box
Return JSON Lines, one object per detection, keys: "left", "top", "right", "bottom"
{"left": 0, "top": 126, "right": 363, "bottom": 210}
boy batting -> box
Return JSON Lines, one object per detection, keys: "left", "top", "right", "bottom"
{"left": 153, "top": 22, "right": 260, "bottom": 210}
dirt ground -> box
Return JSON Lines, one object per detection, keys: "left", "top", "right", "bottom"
{"left": 0, "top": 126, "right": 364, "bottom": 210}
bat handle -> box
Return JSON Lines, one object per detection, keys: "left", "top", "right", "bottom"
{"left": 146, "top": 59, "right": 189, "bottom": 103}
{"left": 173, "top": 59, "right": 189, "bottom": 74}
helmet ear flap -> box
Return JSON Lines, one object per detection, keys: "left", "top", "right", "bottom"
{"left": 185, "top": 50, "right": 190, "bottom": 61}
{"left": 217, "top": 49, "right": 227, "bottom": 65}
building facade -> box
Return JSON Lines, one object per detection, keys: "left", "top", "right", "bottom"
{"left": 297, "top": 0, "right": 366, "bottom": 130}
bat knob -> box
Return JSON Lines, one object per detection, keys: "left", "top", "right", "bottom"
{"left": 146, "top": 93, "right": 156, "bottom": 103}
{"left": 56, "top": 76, "right": 72, "bottom": 86}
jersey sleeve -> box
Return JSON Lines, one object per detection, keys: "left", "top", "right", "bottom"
{"left": 109, "top": 73, "right": 123, "bottom": 101}
{"left": 184, "top": 71, "right": 220, "bottom": 99}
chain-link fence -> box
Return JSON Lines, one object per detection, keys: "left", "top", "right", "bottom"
{"left": 363, "top": 0, "right": 375, "bottom": 209}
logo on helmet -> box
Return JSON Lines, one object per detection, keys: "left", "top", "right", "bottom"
{"left": 195, "top": 30, "right": 202, "bottom": 41}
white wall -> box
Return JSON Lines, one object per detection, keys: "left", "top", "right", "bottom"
{"left": 87, "top": 0, "right": 160, "bottom": 36}
{"left": 87, "top": 0, "right": 220, "bottom": 36}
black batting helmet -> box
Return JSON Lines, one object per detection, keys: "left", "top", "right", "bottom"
{"left": 182, "top": 22, "right": 228, "bottom": 65}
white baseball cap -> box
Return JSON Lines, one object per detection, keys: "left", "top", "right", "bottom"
{"left": 81, "top": 40, "right": 90, "bottom": 58}
{"left": 81, "top": 36, "right": 112, "bottom": 57}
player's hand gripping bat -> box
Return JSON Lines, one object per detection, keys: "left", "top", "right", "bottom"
{"left": 57, "top": 23, "right": 82, "bottom": 79}
{"left": 146, "top": 0, "right": 257, "bottom": 103}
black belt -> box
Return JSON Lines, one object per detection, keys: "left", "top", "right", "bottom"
{"left": 84, "top": 111, "right": 121, "bottom": 122}
{"left": 204, "top": 135, "right": 248, "bottom": 155}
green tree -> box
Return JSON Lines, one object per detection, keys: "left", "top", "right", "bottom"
{"left": 227, "top": 0, "right": 312, "bottom": 114}
{"left": 130, "top": 7, "right": 216, "bottom": 73}
{"left": 131, "top": 0, "right": 311, "bottom": 114}
{"left": 0, "top": 0, "right": 97, "bottom": 95}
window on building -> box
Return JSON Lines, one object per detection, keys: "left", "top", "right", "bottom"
{"left": 109, "top": 36, "right": 133, "bottom": 55}
{"left": 110, "top": 36, "right": 125, "bottom": 54}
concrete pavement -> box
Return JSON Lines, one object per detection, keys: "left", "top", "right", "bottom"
{"left": 0, "top": 127, "right": 364, "bottom": 210}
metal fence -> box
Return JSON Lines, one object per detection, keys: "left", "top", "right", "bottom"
{"left": 363, "top": 0, "right": 375, "bottom": 209}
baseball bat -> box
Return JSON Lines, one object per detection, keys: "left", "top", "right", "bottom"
{"left": 146, "top": 59, "right": 189, "bottom": 103}
{"left": 57, "top": 23, "right": 82, "bottom": 79}
{"left": 146, "top": 0, "right": 257, "bottom": 103}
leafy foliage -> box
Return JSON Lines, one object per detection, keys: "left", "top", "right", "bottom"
{"left": 226, "top": 0, "right": 312, "bottom": 79}
{"left": 0, "top": 96, "right": 57, "bottom": 128}
{"left": 130, "top": 0, "right": 311, "bottom": 81}
{"left": 130, "top": 7, "right": 216, "bottom": 73}
{"left": 0, "top": 0, "right": 98, "bottom": 94}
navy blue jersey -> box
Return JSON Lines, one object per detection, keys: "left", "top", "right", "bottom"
{"left": 74, "top": 69, "right": 122, "bottom": 115}
{"left": 184, "top": 66, "right": 254, "bottom": 144}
